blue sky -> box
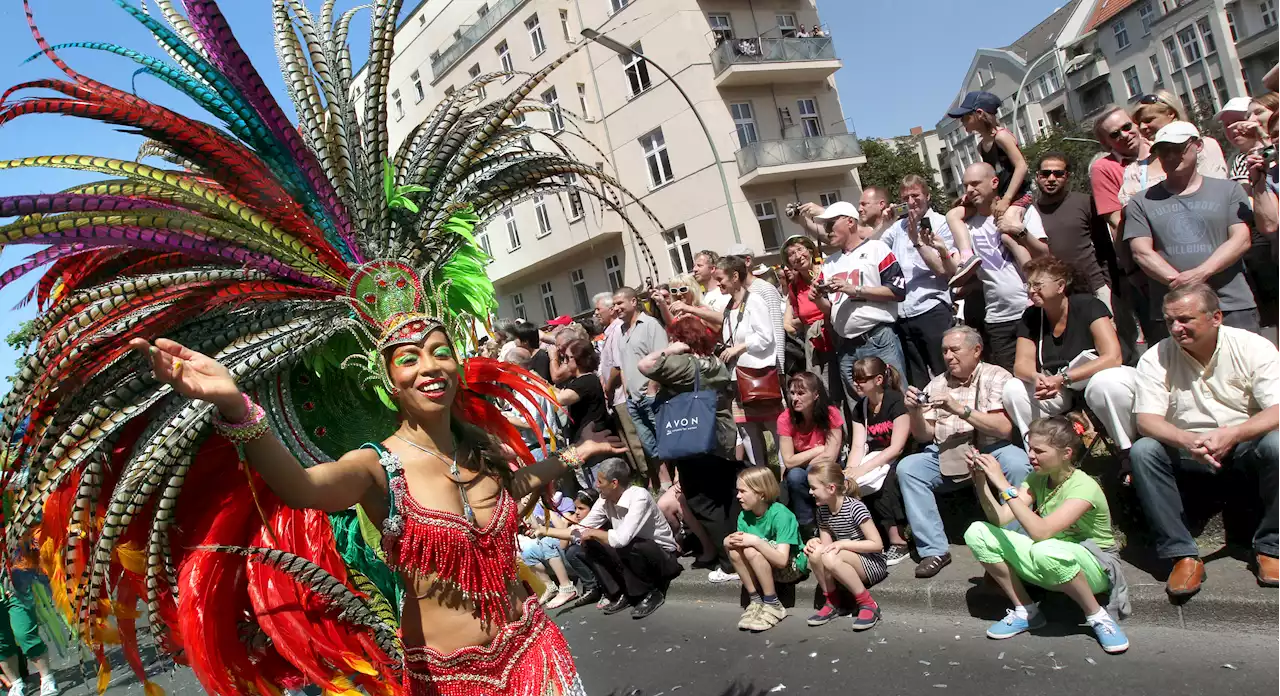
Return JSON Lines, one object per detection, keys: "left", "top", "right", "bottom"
{"left": 0, "top": 0, "right": 1069, "bottom": 380}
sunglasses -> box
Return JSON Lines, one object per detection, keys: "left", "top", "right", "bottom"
{"left": 853, "top": 374, "right": 881, "bottom": 384}
{"left": 671, "top": 286, "right": 690, "bottom": 295}
{"left": 1137, "top": 93, "right": 1164, "bottom": 105}
{"left": 1107, "top": 122, "right": 1136, "bottom": 140}
{"left": 1037, "top": 169, "right": 1068, "bottom": 179}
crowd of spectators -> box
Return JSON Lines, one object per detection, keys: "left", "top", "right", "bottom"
{"left": 480, "top": 82, "right": 1278, "bottom": 654}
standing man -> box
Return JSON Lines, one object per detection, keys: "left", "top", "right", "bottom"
{"left": 857, "top": 186, "right": 897, "bottom": 241}
{"left": 955, "top": 163, "right": 1037, "bottom": 371}
{"left": 614, "top": 287, "right": 669, "bottom": 489}
{"left": 1092, "top": 106, "right": 1150, "bottom": 344}
{"left": 814, "top": 201, "right": 908, "bottom": 413}
{"left": 1124, "top": 122, "right": 1257, "bottom": 340}
{"left": 1025, "top": 152, "right": 1115, "bottom": 310}
{"left": 881, "top": 174, "right": 959, "bottom": 387}
{"left": 595, "top": 291, "right": 644, "bottom": 476}
{"left": 673, "top": 250, "right": 729, "bottom": 328}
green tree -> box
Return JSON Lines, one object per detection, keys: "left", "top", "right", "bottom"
{"left": 1020, "top": 121, "right": 1106, "bottom": 194}
{"left": 857, "top": 137, "right": 949, "bottom": 204}
{"left": 5, "top": 319, "right": 35, "bottom": 386}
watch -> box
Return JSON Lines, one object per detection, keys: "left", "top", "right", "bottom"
{"left": 1012, "top": 228, "right": 1028, "bottom": 239}
{"left": 999, "top": 487, "right": 1019, "bottom": 502}
{"left": 570, "top": 528, "right": 584, "bottom": 545}
{"left": 1060, "top": 369, "right": 1073, "bottom": 387}
{"left": 961, "top": 405, "right": 973, "bottom": 420}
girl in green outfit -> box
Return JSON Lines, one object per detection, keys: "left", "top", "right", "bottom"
{"left": 725, "top": 466, "right": 808, "bottom": 632}
{"left": 964, "top": 416, "right": 1130, "bottom": 654}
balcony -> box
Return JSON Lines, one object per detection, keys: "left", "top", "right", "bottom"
{"left": 431, "top": 0, "right": 530, "bottom": 82}
{"left": 735, "top": 134, "right": 865, "bottom": 186}
{"left": 710, "top": 37, "right": 841, "bottom": 88}
{"left": 1064, "top": 52, "right": 1110, "bottom": 91}
{"left": 1236, "top": 27, "right": 1279, "bottom": 61}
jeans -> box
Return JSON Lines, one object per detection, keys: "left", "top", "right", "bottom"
{"left": 836, "top": 323, "right": 907, "bottom": 416}
{"left": 898, "top": 441, "right": 1032, "bottom": 558}
{"left": 783, "top": 465, "right": 816, "bottom": 526}
{"left": 626, "top": 396, "right": 660, "bottom": 460}
{"left": 897, "top": 300, "right": 953, "bottom": 388}
{"left": 563, "top": 544, "right": 598, "bottom": 593}
{"left": 1128, "top": 431, "right": 1278, "bottom": 559}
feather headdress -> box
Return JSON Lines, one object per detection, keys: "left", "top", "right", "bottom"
{"left": 0, "top": 1, "right": 658, "bottom": 693}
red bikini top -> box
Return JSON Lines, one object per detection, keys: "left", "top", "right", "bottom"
{"left": 372, "top": 446, "right": 520, "bottom": 627}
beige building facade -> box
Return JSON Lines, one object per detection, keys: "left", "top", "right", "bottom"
{"left": 362, "top": 0, "right": 865, "bottom": 324}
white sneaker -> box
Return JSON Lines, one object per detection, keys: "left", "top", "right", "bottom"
{"left": 38, "top": 676, "right": 56, "bottom": 696}
{"left": 707, "top": 568, "right": 739, "bottom": 583}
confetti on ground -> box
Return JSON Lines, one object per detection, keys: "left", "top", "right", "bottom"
{"left": 919, "top": 660, "right": 931, "bottom": 666}
{"left": 997, "top": 652, "right": 1006, "bottom": 660}
{"left": 1086, "top": 657, "right": 1097, "bottom": 665}
{"left": 876, "top": 638, "right": 888, "bottom": 644}
{"left": 665, "top": 647, "right": 673, "bottom": 652}
{"left": 948, "top": 662, "right": 961, "bottom": 666}
{"left": 768, "top": 685, "right": 786, "bottom": 693}
{"left": 780, "top": 650, "right": 788, "bottom": 655}
{"left": 809, "top": 652, "right": 818, "bottom": 658}
{"left": 933, "top": 686, "right": 948, "bottom": 689}
{"left": 1047, "top": 652, "right": 1056, "bottom": 657}
{"left": 954, "top": 635, "right": 961, "bottom": 640}
{"left": 1223, "top": 664, "right": 1238, "bottom": 670}
{"left": 831, "top": 659, "right": 840, "bottom": 664}
{"left": 1003, "top": 665, "right": 1017, "bottom": 672}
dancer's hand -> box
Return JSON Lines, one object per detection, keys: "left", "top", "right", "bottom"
{"left": 129, "top": 338, "right": 244, "bottom": 418}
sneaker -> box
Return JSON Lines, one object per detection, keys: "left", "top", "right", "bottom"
{"left": 737, "top": 601, "right": 763, "bottom": 630}
{"left": 1089, "top": 612, "right": 1130, "bottom": 654}
{"left": 750, "top": 601, "right": 787, "bottom": 631}
{"left": 851, "top": 604, "right": 881, "bottom": 631}
{"left": 8, "top": 680, "right": 24, "bottom": 696}
{"left": 986, "top": 609, "right": 1047, "bottom": 640}
{"left": 38, "top": 677, "right": 55, "bottom": 696}
{"left": 884, "top": 544, "right": 911, "bottom": 566}
{"left": 806, "top": 602, "right": 842, "bottom": 626}
{"left": 707, "top": 568, "right": 740, "bottom": 584}
{"left": 545, "top": 585, "right": 579, "bottom": 609}
{"left": 949, "top": 254, "right": 981, "bottom": 288}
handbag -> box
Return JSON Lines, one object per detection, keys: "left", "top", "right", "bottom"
{"left": 654, "top": 360, "right": 719, "bottom": 460}
{"left": 735, "top": 364, "right": 783, "bottom": 405}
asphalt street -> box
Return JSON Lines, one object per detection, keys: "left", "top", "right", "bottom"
{"left": 25, "top": 599, "right": 1278, "bottom": 694}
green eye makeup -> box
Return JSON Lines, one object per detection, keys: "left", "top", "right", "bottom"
{"left": 392, "top": 354, "right": 417, "bottom": 367}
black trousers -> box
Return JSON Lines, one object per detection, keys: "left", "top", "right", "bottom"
{"left": 582, "top": 537, "right": 682, "bottom": 600}
{"left": 675, "top": 456, "right": 742, "bottom": 574}
{"left": 897, "top": 300, "right": 953, "bottom": 388}
{"left": 980, "top": 319, "right": 1019, "bottom": 372}
{"left": 862, "top": 466, "right": 907, "bottom": 530}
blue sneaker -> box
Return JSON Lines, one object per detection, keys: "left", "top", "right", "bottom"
{"left": 986, "top": 609, "right": 1047, "bottom": 639}
{"left": 1089, "top": 612, "right": 1130, "bottom": 654}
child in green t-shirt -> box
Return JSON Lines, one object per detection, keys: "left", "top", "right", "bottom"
{"left": 725, "top": 466, "right": 808, "bottom": 632}
{"left": 964, "top": 415, "right": 1129, "bottom": 655}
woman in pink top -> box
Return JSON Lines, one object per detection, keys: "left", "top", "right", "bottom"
{"left": 778, "top": 372, "right": 844, "bottom": 533}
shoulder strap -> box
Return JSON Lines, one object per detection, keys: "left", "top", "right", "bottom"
{"left": 361, "top": 442, "right": 399, "bottom": 523}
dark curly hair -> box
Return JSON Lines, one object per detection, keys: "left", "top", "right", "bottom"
{"left": 666, "top": 315, "right": 718, "bottom": 356}
{"left": 1022, "top": 255, "right": 1086, "bottom": 294}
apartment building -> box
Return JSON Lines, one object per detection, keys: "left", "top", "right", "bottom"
{"left": 879, "top": 126, "right": 952, "bottom": 192}
{"left": 361, "top": 0, "right": 865, "bottom": 325}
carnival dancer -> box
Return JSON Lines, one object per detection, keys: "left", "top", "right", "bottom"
{"left": 0, "top": 1, "right": 652, "bottom": 694}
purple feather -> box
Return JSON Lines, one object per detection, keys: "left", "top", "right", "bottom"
{"left": 0, "top": 243, "right": 90, "bottom": 291}
{"left": 0, "top": 194, "right": 183, "bottom": 218}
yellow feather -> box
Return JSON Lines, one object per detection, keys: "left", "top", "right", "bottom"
{"left": 96, "top": 663, "right": 112, "bottom": 695}
{"left": 142, "top": 681, "right": 166, "bottom": 696}
{"left": 115, "top": 543, "right": 146, "bottom": 575}
{"left": 342, "top": 655, "right": 378, "bottom": 676}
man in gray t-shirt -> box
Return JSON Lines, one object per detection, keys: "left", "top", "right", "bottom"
{"left": 1123, "top": 121, "right": 1257, "bottom": 336}
{"left": 613, "top": 287, "right": 668, "bottom": 474}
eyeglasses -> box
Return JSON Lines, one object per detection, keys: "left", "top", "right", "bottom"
{"left": 1107, "top": 122, "right": 1136, "bottom": 140}
{"left": 1037, "top": 169, "right": 1068, "bottom": 179}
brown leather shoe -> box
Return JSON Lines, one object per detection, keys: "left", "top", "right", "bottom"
{"left": 1256, "top": 554, "right": 1279, "bottom": 588}
{"left": 1166, "top": 557, "right": 1206, "bottom": 598}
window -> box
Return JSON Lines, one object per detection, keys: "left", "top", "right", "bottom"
{"left": 1139, "top": 2, "right": 1154, "bottom": 34}
{"left": 444, "top": 85, "right": 455, "bottom": 98}
{"left": 540, "top": 282, "right": 557, "bottom": 320}
{"left": 1197, "top": 18, "right": 1216, "bottom": 54}
{"left": 1226, "top": 9, "right": 1239, "bottom": 40}
{"left": 453, "top": 29, "right": 462, "bottom": 41}
{"left": 418, "top": 13, "right": 425, "bottom": 26}
{"left": 526, "top": 15, "right": 546, "bottom": 57}
{"left": 560, "top": 9, "right": 571, "bottom": 41}
{"left": 477, "top": 229, "right": 492, "bottom": 257}
{"left": 730, "top": 102, "right": 758, "bottom": 148}
{"left": 468, "top": 64, "right": 485, "bottom": 99}
{"left": 543, "top": 87, "right": 564, "bottom": 131}
{"left": 609, "top": 0, "right": 629, "bottom": 15}
{"left": 1164, "top": 37, "right": 1182, "bottom": 69}
{"left": 496, "top": 41, "right": 514, "bottom": 74}
{"left": 477, "top": 3, "right": 488, "bottom": 17}
{"left": 1123, "top": 66, "right": 1142, "bottom": 98}
{"left": 511, "top": 108, "right": 526, "bottom": 126}
{"left": 1265, "top": 0, "right": 1278, "bottom": 28}
{"left": 708, "top": 14, "right": 733, "bottom": 43}
{"left": 576, "top": 83, "right": 589, "bottom": 121}
{"left": 754, "top": 201, "right": 782, "bottom": 251}
{"left": 605, "top": 254, "right": 623, "bottom": 291}
{"left": 1047, "top": 68, "right": 1062, "bottom": 92}
{"left": 1036, "top": 74, "right": 1050, "bottom": 97}
{"left": 1114, "top": 21, "right": 1130, "bottom": 50}
{"left": 1037, "top": 118, "right": 1047, "bottom": 137}
{"left": 410, "top": 71, "right": 424, "bottom": 102}
{"left": 431, "top": 50, "right": 441, "bottom": 63}
{"left": 503, "top": 208, "right": 520, "bottom": 250}
{"left": 798, "top": 98, "right": 821, "bottom": 137}
{"left": 570, "top": 269, "right": 589, "bottom": 313}
{"left": 1178, "top": 26, "right": 1201, "bottom": 64}
{"left": 622, "top": 43, "right": 651, "bottom": 97}
{"left": 1214, "top": 77, "right": 1229, "bottom": 108}
{"left": 1192, "top": 84, "right": 1214, "bottom": 111}
{"left": 512, "top": 293, "right": 526, "bottom": 320}
{"left": 564, "top": 173, "right": 584, "bottom": 221}
{"left": 640, "top": 128, "right": 673, "bottom": 187}
{"left": 392, "top": 89, "right": 404, "bottom": 120}
{"left": 985, "top": 62, "right": 995, "bottom": 85}
{"left": 1149, "top": 54, "right": 1163, "bottom": 83}
{"left": 819, "top": 192, "right": 840, "bottom": 208}
{"left": 534, "top": 195, "right": 552, "bottom": 237}
{"left": 663, "top": 226, "right": 694, "bottom": 274}
{"left": 777, "top": 14, "right": 797, "bottom": 38}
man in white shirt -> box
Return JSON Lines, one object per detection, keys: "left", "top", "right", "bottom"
{"left": 814, "top": 201, "right": 907, "bottom": 414}
{"left": 881, "top": 175, "right": 960, "bottom": 387}
{"left": 577, "top": 458, "right": 682, "bottom": 619}
{"left": 1129, "top": 284, "right": 1278, "bottom": 597}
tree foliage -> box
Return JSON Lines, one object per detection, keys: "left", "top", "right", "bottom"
{"left": 5, "top": 319, "right": 35, "bottom": 386}
{"left": 858, "top": 137, "right": 950, "bottom": 204}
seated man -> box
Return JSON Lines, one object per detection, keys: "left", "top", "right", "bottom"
{"left": 898, "top": 325, "right": 1032, "bottom": 578}
{"left": 573, "top": 458, "right": 682, "bottom": 618}
{"left": 1129, "top": 284, "right": 1278, "bottom": 596}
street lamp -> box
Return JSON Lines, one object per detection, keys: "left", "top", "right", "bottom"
{"left": 580, "top": 28, "right": 741, "bottom": 243}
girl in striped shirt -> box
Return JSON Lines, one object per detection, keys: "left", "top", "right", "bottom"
{"left": 804, "top": 458, "right": 889, "bottom": 630}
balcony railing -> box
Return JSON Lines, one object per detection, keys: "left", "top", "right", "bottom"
{"left": 431, "top": 0, "right": 530, "bottom": 81}
{"left": 710, "top": 37, "right": 837, "bottom": 75}
{"left": 736, "top": 133, "right": 863, "bottom": 176}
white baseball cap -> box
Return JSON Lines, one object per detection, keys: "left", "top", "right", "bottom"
{"left": 1151, "top": 120, "right": 1200, "bottom": 146}
{"left": 814, "top": 201, "right": 858, "bottom": 220}
{"left": 725, "top": 243, "right": 755, "bottom": 257}
{"left": 1216, "top": 97, "right": 1253, "bottom": 119}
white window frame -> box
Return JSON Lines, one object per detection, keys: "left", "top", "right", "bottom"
{"left": 663, "top": 225, "right": 694, "bottom": 275}
{"left": 1139, "top": 1, "right": 1154, "bottom": 34}
{"left": 497, "top": 41, "right": 514, "bottom": 75}
{"left": 468, "top": 64, "right": 485, "bottom": 99}
{"left": 819, "top": 192, "right": 840, "bottom": 208}
{"left": 477, "top": 3, "right": 489, "bottom": 17}
{"left": 411, "top": 71, "right": 424, "bottom": 102}
{"left": 1164, "top": 37, "right": 1182, "bottom": 69}
{"left": 570, "top": 269, "right": 589, "bottom": 313}
{"left": 576, "top": 83, "right": 589, "bottom": 121}
{"left": 1149, "top": 54, "right": 1163, "bottom": 84}
{"left": 604, "top": 254, "right": 623, "bottom": 291}
{"left": 777, "top": 14, "right": 797, "bottom": 38}
{"left": 560, "top": 9, "right": 571, "bottom": 42}
{"left": 512, "top": 293, "right": 526, "bottom": 320}
{"left": 708, "top": 14, "right": 733, "bottom": 42}
{"left": 534, "top": 195, "right": 553, "bottom": 237}
{"left": 540, "top": 281, "right": 557, "bottom": 320}
{"left": 798, "top": 98, "right": 822, "bottom": 138}
{"left": 1196, "top": 18, "right": 1216, "bottom": 55}
{"left": 753, "top": 201, "right": 782, "bottom": 252}
{"left": 543, "top": 86, "right": 564, "bottom": 131}
{"left": 564, "top": 173, "right": 584, "bottom": 221}
{"left": 730, "top": 102, "right": 758, "bottom": 149}
{"left": 1178, "top": 26, "right": 1202, "bottom": 64}
{"left": 1114, "top": 21, "right": 1130, "bottom": 50}
{"left": 1265, "top": 0, "right": 1278, "bottom": 29}
{"left": 526, "top": 14, "right": 546, "bottom": 58}
{"left": 477, "top": 229, "right": 492, "bottom": 257}
{"left": 622, "top": 43, "right": 652, "bottom": 98}
{"left": 609, "top": 0, "right": 630, "bottom": 16}
{"left": 1123, "top": 66, "right": 1142, "bottom": 98}
{"left": 503, "top": 208, "right": 521, "bottom": 250}
{"left": 1226, "top": 8, "right": 1239, "bottom": 40}
{"left": 1047, "top": 68, "right": 1062, "bottom": 92}
{"left": 392, "top": 89, "right": 404, "bottom": 120}
{"left": 418, "top": 13, "right": 426, "bottom": 26}
{"left": 640, "top": 128, "right": 674, "bottom": 189}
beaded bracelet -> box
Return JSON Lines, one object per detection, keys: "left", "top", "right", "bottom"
{"left": 559, "top": 446, "right": 584, "bottom": 471}
{"left": 212, "top": 393, "right": 269, "bottom": 444}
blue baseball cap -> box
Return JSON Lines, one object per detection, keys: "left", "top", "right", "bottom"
{"left": 947, "top": 91, "right": 1002, "bottom": 118}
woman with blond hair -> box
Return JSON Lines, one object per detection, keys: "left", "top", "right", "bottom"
{"left": 1118, "top": 90, "right": 1228, "bottom": 205}
{"left": 653, "top": 273, "right": 704, "bottom": 326}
